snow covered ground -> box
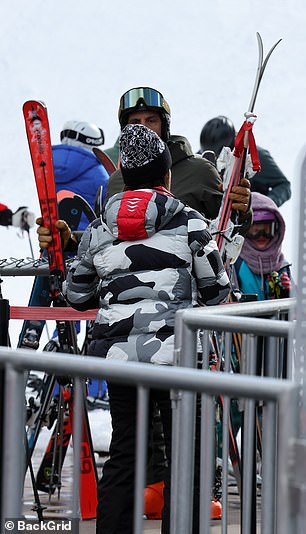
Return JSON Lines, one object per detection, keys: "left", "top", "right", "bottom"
{"left": 1, "top": 0, "right": 305, "bottom": 348}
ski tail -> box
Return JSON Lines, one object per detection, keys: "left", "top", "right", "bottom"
{"left": 69, "top": 390, "right": 98, "bottom": 519}
{"left": 57, "top": 190, "right": 97, "bottom": 231}
{"left": 93, "top": 147, "right": 117, "bottom": 175}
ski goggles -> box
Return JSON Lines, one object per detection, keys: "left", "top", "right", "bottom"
{"left": 60, "top": 128, "right": 104, "bottom": 146}
{"left": 119, "top": 87, "right": 171, "bottom": 116}
{"left": 246, "top": 220, "right": 276, "bottom": 241}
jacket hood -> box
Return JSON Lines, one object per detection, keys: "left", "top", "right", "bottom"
{"left": 240, "top": 192, "right": 286, "bottom": 274}
{"left": 168, "top": 135, "right": 194, "bottom": 164}
{"left": 103, "top": 187, "right": 185, "bottom": 241}
{"left": 52, "top": 144, "right": 101, "bottom": 184}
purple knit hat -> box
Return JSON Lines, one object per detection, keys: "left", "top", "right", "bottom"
{"left": 253, "top": 209, "right": 276, "bottom": 222}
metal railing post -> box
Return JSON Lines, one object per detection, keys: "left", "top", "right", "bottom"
{"left": 171, "top": 320, "right": 197, "bottom": 534}
{"left": 134, "top": 386, "right": 149, "bottom": 534}
{"left": 72, "top": 377, "right": 82, "bottom": 519}
{"left": 262, "top": 335, "right": 278, "bottom": 534}
{"left": 242, "top": 334, "right": 257, "bottom": 534}
{"left": 2, "top": 363, "right": 25, "bottom": 519}
{"left": 277, "top": 386, "right": 300, "bottom": 534}
{"left": 221, "top": 331, "right": 233, "bottom": 534}
{"left": 0, "top": 296, "right": 9, "bottom": 521}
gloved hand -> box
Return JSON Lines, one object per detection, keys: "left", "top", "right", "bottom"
{"left": 229, "top": 177, "right": 251, "bottom": 213}
{"left": 279, "top": 271, "right": 291, "bottom": 296}
{"left": 36, "top": 217, "right": 76, "bottom": 250}
{"left": 268, "top": 271, "right": 291, "bottom": 299}
{"left": 218, "top": 177, "right": 251, "bottom": 213}
{"left": 12, "top": 206, "right": 35, "bottom": 230}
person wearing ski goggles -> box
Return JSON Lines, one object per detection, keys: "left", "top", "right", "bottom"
{"left": 100, "top": 85, "right": 253, "bottom": 524}
{"left": 106, "top": 86, "right": 252, "bottom": 235}
{"left": 235, "top": 192, "right": 293, "bottom": 301}
{"left": 246, "top": 210, "right": 277, "bottom": 249}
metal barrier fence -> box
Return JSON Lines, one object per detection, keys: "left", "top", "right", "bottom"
{"left": 0, "top": 297, "right": 299, "bottom": 534}
{"left": 173, "top": 298, "right": 296, "bottom": 534}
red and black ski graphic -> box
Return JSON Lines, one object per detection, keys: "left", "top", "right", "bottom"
{"left": 23, "top": 100, "right": 64, "bottom": 297}
{"left": 68, "top": 392, "right": 98, "bottom": 518}
{"left": 35, "top": 385, "right": 98, "bottom": 518}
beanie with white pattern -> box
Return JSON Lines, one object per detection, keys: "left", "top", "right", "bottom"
{"left": 119, "top": 124, "right": 172, "bottom": 187}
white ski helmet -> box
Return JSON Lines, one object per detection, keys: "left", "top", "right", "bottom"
{"left": 60, "top": 120, "right": 104, "bottom": 150}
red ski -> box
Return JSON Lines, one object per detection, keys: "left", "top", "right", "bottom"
{"left": 35, "top": 387, "right": 98, "bottom": 519}
{"left": 211, "top": 33, "right": 282, "bottom": 263}
{"left": 23, "top": 100, "right": 64, "bottom": 296}
{"left": 23, "top": 100, "right": 98, "bottom": 519}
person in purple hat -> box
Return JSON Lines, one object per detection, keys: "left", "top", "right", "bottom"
{"left": 235, "top": 191, "right": 292, "bottom": 300}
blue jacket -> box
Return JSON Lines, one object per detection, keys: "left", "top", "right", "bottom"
{"left": 52, "top": 145, "right": 109, "bottom": 230}
{"left": 235, "top": 257, "right": 291, "bottom": 301}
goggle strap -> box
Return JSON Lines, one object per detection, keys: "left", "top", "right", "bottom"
{"left": 60, "top": 129, "right": 104, "bottom": 146}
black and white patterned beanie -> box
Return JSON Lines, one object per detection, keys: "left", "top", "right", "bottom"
{"left": 119, "top": 124, "right": 172, "bottom": 186}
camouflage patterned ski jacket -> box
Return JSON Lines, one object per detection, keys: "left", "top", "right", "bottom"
{"left": 65, "top": 187, "right": 230, "bottom": 365}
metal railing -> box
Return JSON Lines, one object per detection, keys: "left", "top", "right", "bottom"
{"left": 173, "top": 298, "right": 297, "bottom": 534}
{"left": 0, "top": 297, "right": 299, "bottom": 533}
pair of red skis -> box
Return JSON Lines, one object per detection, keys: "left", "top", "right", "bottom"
{"left": 23, "top": 100, "right": 98, "bottom": 519}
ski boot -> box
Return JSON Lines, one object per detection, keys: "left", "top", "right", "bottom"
{"left": 211, "top": 498, "right": 222, "bottom": 520}
{"left": 144, "top": 480, "right": 164, "bottom": 519}
{"left": 144, "top": 480, "right": 222, "bottom": 520}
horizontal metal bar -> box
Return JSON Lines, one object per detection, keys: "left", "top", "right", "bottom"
{"left": 0, "top": 347, "right": 297, "bottom": 402}
{"left": 180, "top": 312, "right": 291, "bottom": 337}
{"left": 179, "top": 298, "right": 294, "bottom": 319}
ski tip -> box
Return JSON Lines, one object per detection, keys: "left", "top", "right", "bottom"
{"left": 93, "top": 147, "right": 117, "bottom": 175}
{"left": 255, "top": 32, "right": 282, "bottom": 52}
{"left": 23, "top": 100, "right": 47, "bottom": 112}
{"left": 255, "top": 33, "right": 282, "bottom": 48}
{"left": 57, "top": 189, "right": 75, "bottom": 202}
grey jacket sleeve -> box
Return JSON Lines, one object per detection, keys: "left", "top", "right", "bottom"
{"left": 64, "top": 226, "right": 100, "bottom": 311}
{"left": 188, "top": 210, "right": 230, "bottom": 305}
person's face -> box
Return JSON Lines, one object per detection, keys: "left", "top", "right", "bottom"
{"left": 247, "top": 221, "right": 273, "bottom": 250}
{"left": 127, "top": 110, "right": 162, "bottom": 137}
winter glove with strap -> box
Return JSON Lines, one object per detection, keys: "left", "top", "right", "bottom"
{"left": 12, "top": 206, "right": 35, "bottom": 231}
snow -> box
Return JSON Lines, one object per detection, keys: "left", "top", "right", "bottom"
{"left": 25, "top": 372, "right": 112, "bottom": 453}
{"left": 1, "top": 0, "right": 305, "bottom": 350}
{"left": 30, "top": 407, "right": 112, "bottom": 455}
